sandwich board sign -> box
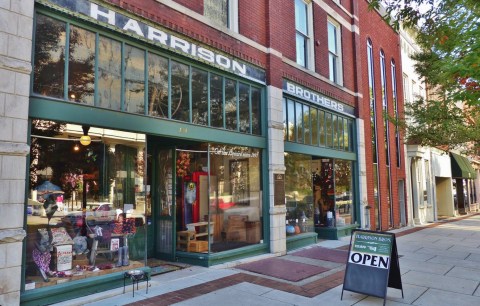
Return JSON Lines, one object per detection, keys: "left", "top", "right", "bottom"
{"left": 341, "top": 229, "right": 403, "bottom": 306}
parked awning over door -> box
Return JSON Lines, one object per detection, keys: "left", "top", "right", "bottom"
{"left": 450, "top": 152, "right": 477, "bottom": 179}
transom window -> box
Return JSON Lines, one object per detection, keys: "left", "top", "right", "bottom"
{"left": 32, "top": 13, "right": 262, "bottom": 135}
{"left": 283, "top": 97, "right": 353, "bottom": 152}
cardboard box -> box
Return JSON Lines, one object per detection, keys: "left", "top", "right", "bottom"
{"left": 52, "top": 245, "right": 73, "bottom": 271}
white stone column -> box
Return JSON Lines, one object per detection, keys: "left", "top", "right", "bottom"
{"left": 267, "top": 85, "right": 286, "bottom": 255}
{"left": 0, "top": 0, "right": 34, "bottom": 304}
{"left": 355, "top": 119, "right": 369, "bottom": 229}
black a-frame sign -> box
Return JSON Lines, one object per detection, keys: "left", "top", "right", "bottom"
{"left": 341, "top": 230, "right": 403, "bottom": 306}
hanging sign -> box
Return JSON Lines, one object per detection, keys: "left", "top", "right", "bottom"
{"left": 341, "top": 230, "right": 403, "bottom": 306}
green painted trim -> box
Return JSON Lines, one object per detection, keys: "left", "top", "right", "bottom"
{"left": 286, "top": 232, "right": 318, "bottom": 251}
{"left": 64, "top": 22, "right": 70, "bottom": 100}
{"left": 284, "top": 142, "right": 356, "bottom": 160}
{"left": 315, "top": 224, "right": 359, "bottom": 240}
{"left": 21, "top": 267, "right": 151, "bottom": 306}
{"left": 29, "top": 98, "right": 267, "bottom": 148}
{"left": 175, "top": 243, "right": 269, "bottom": 267}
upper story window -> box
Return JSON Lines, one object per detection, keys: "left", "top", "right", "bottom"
{"left": 204, "top": 0, "right": 238, "bottom": 31}
{"left": 295, "top": 0, "right": 313, "bottom": 69}
{"left": 328, "top": 19, "right": 343, "bottom": 85}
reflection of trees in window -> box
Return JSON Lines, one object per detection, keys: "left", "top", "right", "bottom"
{"left": 33, "top": 14, "right": 66, "bottom": 98}
{"left": 98, "top": 36, "right": 121, "bottom": 110}
{"left": 326, "top": 113, "right": 333, "bottom": 147}
{"left": 210, "top": 74, "right": 224, "bottom": 128}
{"left": 284, "top": 153, "right": 312, "bottom": 198}
{"left": 225, "top": 78, "right": 237, "bottom": 130}
{"left": 287, "top": 99, "right": 295, "bottom": 141}
{"left": 148, "top": 53, "right": 168, "bottom": 118}
{"left": 171, "top": 61, "right": 190, "bottom": 122}
{"left": 239, "top": 83, "right": 249, "bottom": 133}
{"left": 311, "top": 108, "right": 318, "bottom": 145}
{"left": 333, "top": 115, "right": 338, "bottom": 148}
{"left": 30, "top": 120, "right": 64, "bottom": 189}
{"left": 296, "top": 102, "right": 303, "bottom": 143}
{"left": 68, "top": 26, "right": 95, "bottom": 104}
{"left": 124, "top": 45, "right": 145, "bottom": 115}
{"left": 319, "top": 110, "right": 325, "bottom": 146}
{"left": 251, "top": 87, "right": 261, "bottom": 135}
{"left": 338, "top": 117, "right": 344, "bottom": 150}
{"left": 303, "top": 105, "right": 310, "bottom": 145}
{"left": 191, "top": 68, "right": 208, "bottom": 125}
{"left": 230, "top": 159, "right": 249, "bottom": 203}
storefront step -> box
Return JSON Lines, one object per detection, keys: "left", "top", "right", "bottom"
{"left": 315, "top": 224, "right": 359, "bottom": 240}
{"left": 20, "top": 267, "right": 151, "bottom": 306}
{"left": 286, "top": 233, "right": 318, "bottom": 251}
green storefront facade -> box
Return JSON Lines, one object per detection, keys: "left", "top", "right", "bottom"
{"left": 21, "top": 1, "right": 361, "bottom": 304}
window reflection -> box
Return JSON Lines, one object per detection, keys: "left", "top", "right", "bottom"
{"left": 33, "top": 14, "right": 66, "bottom": 98}
{"left": 210, "top": 74, "right": 224, "bottom": 128}
{"left": 32, "top": 14, "right": 263, "bottom": 136}
{"left": 26, "top": 120, "right": 148, "bottom": 289}
{"left": 124, "top": 45, "right": 145, "bottom": 114}
{"left": 68, "top": 25, "right": 95, "bottom": 104}
{"left": 191, "top": 68, "right": 208, "bottom": 126}
{"left": 335, "top": 160, "right": 353, "bottom": 226}
{"left": 239, "top": 83, "right": 249, "bottom": 133}
{"left": 171, "top": 61, "right": 190, "bottom": 122}
{"left": 175, "top": 144, "right": 263, "bottom": 253}
{"left": 98, "top": 36, "right": 121, "bottom": 110}
{"left": 251, "top": 87, "right": 261, "bottom": 135}
{"left": 147, "top": 53, "right": 168, "bottom": 118}
{"left": 225, "top": 78, "right": 237, "bottom": 131}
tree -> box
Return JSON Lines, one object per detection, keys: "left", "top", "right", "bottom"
{"left": 369, "top": 0, "right": 480, "bottom": 153}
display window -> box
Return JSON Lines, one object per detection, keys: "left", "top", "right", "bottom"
{"left": 175, "top": 144, "right": 263, "bottom": 253}
{"left": 26, "top": 119, "right": 148, "bottom": 290}
{"left": 284, "top": 153, "right": 354, "bottom": 235}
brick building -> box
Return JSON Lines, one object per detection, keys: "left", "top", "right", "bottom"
{"left": 0, "top": 0, "right": 406, "bottom": 304}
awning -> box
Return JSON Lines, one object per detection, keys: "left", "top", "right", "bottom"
{"left": 450, "top": 152, "right": 477, "bottom": 179}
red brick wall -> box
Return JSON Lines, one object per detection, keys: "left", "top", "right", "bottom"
{"left": 358, "top": 0, "right": 406, "bottom": 230}
{"left": 173, "top": 0, "right": 203, "bottom": 14}
{"left": 102, "top": 0, "right": 406, "bottom": 230}
{"left": 238, "top": 0, "right": 267, "bottom": 45}
{"left": 106, "top": 0, "right": 268, "bottom": 69}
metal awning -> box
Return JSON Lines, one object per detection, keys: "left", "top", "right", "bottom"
{"left": 450, "top": 152, "right": 477, "bottom": 179}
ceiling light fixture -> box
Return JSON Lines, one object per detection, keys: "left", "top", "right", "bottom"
{"left": 80, "top": 125, "right": 91, "bottom": 146}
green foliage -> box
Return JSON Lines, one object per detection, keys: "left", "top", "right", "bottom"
{"left": 369, "top": 0, "right": 480, "bottom": 152}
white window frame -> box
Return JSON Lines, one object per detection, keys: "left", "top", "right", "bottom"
{"left": 295, "top": 0, "right": 314, "bottom": 70}
{"left": 327, "top": 18, "right": 343, "bottom": 85}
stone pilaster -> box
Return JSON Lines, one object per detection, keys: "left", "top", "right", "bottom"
{"left": 267, "top": 85, "right": 286, "bottom": 255}
{"left": 0, "top": 0, "right": 34, "bottom": 304}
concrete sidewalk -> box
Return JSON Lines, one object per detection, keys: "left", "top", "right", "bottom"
{"left": 54, "top": 214, "right": 480, "bottom": 306}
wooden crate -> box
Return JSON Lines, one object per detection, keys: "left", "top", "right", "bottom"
{"left": 245, "top": 221, "right": 261, "bottom": 243}
{"left": 187, "top": 240, "right": 208, "bottom": 252}
{"left": 177, "top": 231, "right": 196, "bottom": 251}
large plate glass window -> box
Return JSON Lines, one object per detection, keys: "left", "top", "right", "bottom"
{"left": 26, "top": 120, "right": 148, "bottom": 290}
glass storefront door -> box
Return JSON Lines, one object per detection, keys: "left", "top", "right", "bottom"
{"left": 153, "top": 148, "right": 175, "bottom": 260}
